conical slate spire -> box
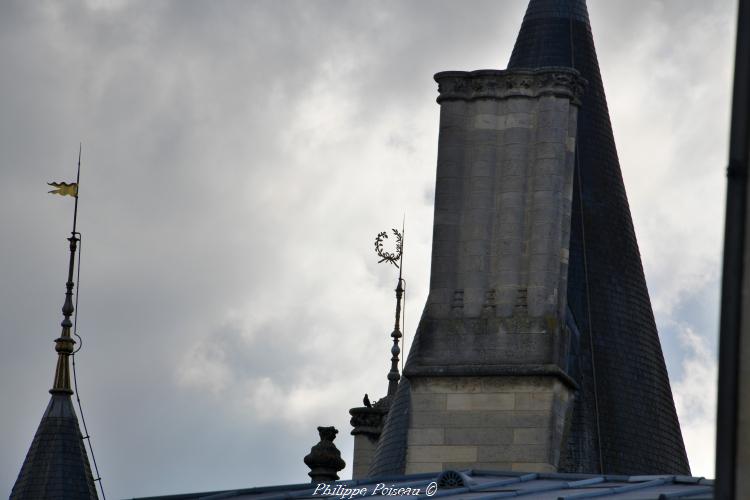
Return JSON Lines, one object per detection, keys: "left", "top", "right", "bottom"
{"left": 12, "top": 230, "right": 98, "bottom": 498}
{"left": 11, "top": 394, "right": 99, "bottom": 499}
{"left": 509, "top": 0, "right": 689, "bottom": 474}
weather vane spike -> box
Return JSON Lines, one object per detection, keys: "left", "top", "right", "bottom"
{"left": 373, "top": 220, "right": 406, "bottom": 397}
{"left": 47, "top": 144, "right": 83, "bottom": 395}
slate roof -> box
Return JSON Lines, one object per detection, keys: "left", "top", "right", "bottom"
{"left": 129, "top": 470, "right": 713, "bottom": 499}
{"left": 507, "top": 0, "right": 690, "bottom": 474}
{"left": 10, "top": 393, "right": 99, "bottom": 499}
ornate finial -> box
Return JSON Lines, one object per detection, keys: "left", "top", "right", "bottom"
{"left": 49, "top": 146, "right": 82, "bottom": 395}
{"left": 374, "top": 225, "right": 405, "bottom": 396}
{"left": 50, "top": 234, "right": 79, "bottom": 394}
{"left": 304, "top": 426, "right": 346, "bottom": 483}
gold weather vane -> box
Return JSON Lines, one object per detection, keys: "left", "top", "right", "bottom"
{"left": 47, "top": 181, "right": 78, "bottom": 197}
{"left": 45, "top": 145, "right": 107, "bottom": 498}
{"left": 48, "top": 144, "right": 82, "bottom": 395}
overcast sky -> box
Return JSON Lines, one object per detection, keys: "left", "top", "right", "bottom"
{"left": 0, "top": 1, "right": 736, "bottom": 498}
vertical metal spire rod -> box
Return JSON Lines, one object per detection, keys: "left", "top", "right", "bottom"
{"left": 387, "top": 243, "right": 404, "bottom": 396}
{"left": 374, "top": 223, "right": 405, "bottom": 397}
{"left": 50, "top": 146, "right": 82, "bottom": 395}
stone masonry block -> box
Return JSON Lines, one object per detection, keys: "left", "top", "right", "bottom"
{"left": 538, "top": 95, "right": 566, "bottom": 112}
{"left": 434, "top": 211, "right": 461, "bottom": 226}
{"left": 504, "top": 127, "right": 532, "bottom": 145}
{"left": 537, "top": 109, "right": 567, "bottom": 130}
{"left": 513, "top": 427, "right": 549, "bottom": 445}
{"left": 534, "top": 142, "right": 564, "bottom": 159}
{"left": 479, "top": 376, "right": 554, "bottom": 392}
{"left": 472, "top": 99, "right": 498, "bottom": 115}
{"left": 472, "top": 129, "right": 498, "bottom": 146}
{"left": 469, "top": 195, "right": 493, "bottom": 210}
{"left": 461, "top": 224, "right": 491, "bottom": 240}
{"left": 469, "top": 462, "right": 514, "bottom": 470}
{"left": 410, "top": 411, "right": 448, "bottom": 428}
{"left": 477, "top": 444, "right": 547, "bottom": 463}
{"left": 502, "top": 158, "right": 526, "bottom": 177}
{"left": 497, "top": 176, "right": 525, "bottom": 194}
{"left": 506, "top": 98, "right": 534, "bottom": 113}
{"left": 445, "top": 427, "right": 513, "bottom": 445}
{"left": 411, "top": 377, "right": 483, "bottom": 394}
{"left": 505, "top": 113, "right": 534, "bottom": 128}
{"left": 411, "top": 393, "right": 447, "bottom": 412}
{"left": 472, "top": 146, "right": 495, "bottom": 163}
{"left": 412, "top": 410, "right": 549, "bottom": 430}
{"left": 408, "top": 428, "right": 445, "bottom": 446}
{"left": 435, "top": 192, "right": 462, "bottom": 212}
{"left": 536, "top": 126, "right": 565, "bottom": 143}
{"left": 408, "top": 445, "right": 478, "bottom": 463}
{"left": 470, "top": 176, "right": 492, "bottom": 193}
{"left": 533, "top": 174, "right": 562, "bottom": 191}
{"left": 533, "top": 157, "right": 563, "bottom": 176}
{"left": 447, "top": 393, "right": 515, "bottom": 411}
{"left": 437, "top": 145, "right": 465, "bottom": 164}
{"left": 473, "top": 114, "right": 503, "bottom": 130}
{"left": 471, "top": 160, "right": 492, "bottom": 177}
{"left": 406, "top": 462, "right": 443, "bottom": 474}
{"left": 515, "top": 392, "right": 554, "bottom": 411}
{"left": 504, "top": 144, "right": 529, "bottom": 160}
{"left": 496, "top": 191, "right": 523, "bottom": 208}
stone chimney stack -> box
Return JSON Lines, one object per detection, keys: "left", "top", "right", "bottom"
{"left": 369, "top": 67, "right": 585, "bottom": 475}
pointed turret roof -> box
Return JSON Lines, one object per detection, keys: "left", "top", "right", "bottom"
{"left": 508, "top": 0, "right": 690, "bottom": 474}
{"left": 11, "top": 232, "right": 98, "bottom": 499}
{"left": 11, "top": 394, "right": 98, "bottom": 499}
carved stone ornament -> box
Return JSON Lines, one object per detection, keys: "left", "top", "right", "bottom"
{"left": 304, "top": 426, "right": 346, "bottom": 483}
{"left": 350, "top": 401, "right": 389, "bottom": 441}
{"left": 435, "top": 67, "right": 587, "bottom": 105}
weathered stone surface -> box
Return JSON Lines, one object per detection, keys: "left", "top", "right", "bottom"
{"left": 407, "top": 445, "right": 478, "bottom": 463}
{"left": 513, "top": 427, "right": 549, "bottom": 445}
{"left": 444, "top": 427, "right": 513, "bottom": 445}
{"left": 446, "top": 393, "right": 515, "bottom": 411}
{"left": 403, "top": 376, "right": 572, "bottom": 472}
{"left": 407, "top": 428, "right": 445, "bottom": 446}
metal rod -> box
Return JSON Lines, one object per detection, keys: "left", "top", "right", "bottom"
{"left": 72, "top": 143, "right": 81, "bottom": 235}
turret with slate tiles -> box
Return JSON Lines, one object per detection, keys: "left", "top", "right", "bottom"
{"left": 507, "top": 0, "right": 689, "bottom": 475}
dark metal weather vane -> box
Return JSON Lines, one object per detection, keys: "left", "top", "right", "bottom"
{"left": 373, "top": 223, "right": 405, "bottom": 397}
{"left": 374, "top": 229, "right": 403, "bottom": 268}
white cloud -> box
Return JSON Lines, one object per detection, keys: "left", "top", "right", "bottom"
{"left": 672, "top": 324, "right": 718, "bottom": 478}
